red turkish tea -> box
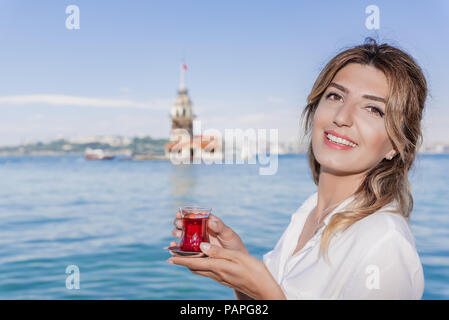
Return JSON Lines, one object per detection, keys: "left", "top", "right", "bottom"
{"left": 179, "top": 212, "right": 210, "bottom": 252}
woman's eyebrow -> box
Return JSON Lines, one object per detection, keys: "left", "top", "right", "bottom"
{"left": 328, "top": 82, "right": 387, "bottom": 104}
{"left": 328, "top": 82, "right": 348, "bottom": 93}
{"left": 362, "top": 94, "right": 387, "bottom": 104}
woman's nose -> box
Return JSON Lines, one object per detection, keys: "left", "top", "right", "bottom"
{"left": 332, "top": 102, "right": 355, "bottom": 127}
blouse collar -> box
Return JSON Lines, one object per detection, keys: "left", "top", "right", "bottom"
{"left": 322, "top": 193, "right": 357, "bottom": 226}
{"left": 294, "top": 191, "right": 357, "bottom": 227}
{"left": 300, "top": 191, "right": 399, "bottom": 228}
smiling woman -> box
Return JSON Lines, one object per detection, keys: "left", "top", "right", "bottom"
{"left": 301, "top": 38, "right": 427, "bottom": 258}
{"left": 262, "top": 37, "right": 427, "bottom": 299}
{"left": 169, "top": 38, "right": 428, "bottom": 300}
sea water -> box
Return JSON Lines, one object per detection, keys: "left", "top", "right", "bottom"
{"left": 0, "top": 154, "right": 447, "bottom": 299}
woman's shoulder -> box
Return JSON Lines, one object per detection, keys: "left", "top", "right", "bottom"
{"left": 345, "top": 201, "right": 416, "bottom": 248}
{"left": 339, "top": 201, "right": 424, "bottom": 297}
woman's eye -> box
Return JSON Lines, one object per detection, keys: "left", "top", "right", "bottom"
{"left": 366, "top": 106, "right": 385, "bottom": 117}
{"left": 325, "top": 92, "right": 385, "bottom": 118}
{"left": 326, "top": 92, "right": 343, "bottom": 102}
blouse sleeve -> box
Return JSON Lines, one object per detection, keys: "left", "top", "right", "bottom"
{"left": 339, "top": 229, "right": 424, "bottom": 300}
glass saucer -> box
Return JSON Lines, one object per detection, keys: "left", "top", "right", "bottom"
{"left": 165, "top": 245, "right": 207, "bottom": 257}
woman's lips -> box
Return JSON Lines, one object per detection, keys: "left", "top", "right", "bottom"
{"left": 324, "top": 130, "right": 357, "bottom": 145}
{"left": 323, "top": 132, "right": 356, "bottom": 151}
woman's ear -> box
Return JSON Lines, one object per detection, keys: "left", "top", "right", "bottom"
{"left": 385, "top": 150, "right": 396, "bottom": 160}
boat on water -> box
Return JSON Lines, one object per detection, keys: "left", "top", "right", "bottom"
{"left": 84, "top": 148, "right": 115, "bottom": 160}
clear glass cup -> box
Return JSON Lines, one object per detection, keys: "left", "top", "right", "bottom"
{"left": 178, "top": 206, "right": 211, "bottom": 252}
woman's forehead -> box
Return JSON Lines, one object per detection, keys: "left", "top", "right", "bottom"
{"left": 331, "top": 63, "right": 389, "bottom": 100}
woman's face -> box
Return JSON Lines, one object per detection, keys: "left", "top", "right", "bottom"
{"left": 312, "top": 63, "right": 396, "bottom": 176}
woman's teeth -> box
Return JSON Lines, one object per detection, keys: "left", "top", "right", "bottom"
{"left": 326, "top": 133, "right": 357, "bottom": 147}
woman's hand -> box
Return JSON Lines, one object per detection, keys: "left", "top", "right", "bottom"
{"left": 171, "top": 210, "right": 248, "bottom": 254}
{"left": 167, "top": 243, "right": 286, "bottom": 300}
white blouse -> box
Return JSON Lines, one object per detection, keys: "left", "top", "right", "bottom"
{"left": 263, "top": 191, "right": 424, "bottom": 299}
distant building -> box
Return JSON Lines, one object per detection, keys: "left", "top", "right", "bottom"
{"left": 165, "top": 63, "right": 222, "bottom": 162}
{"left": 169, "top": 63, "right": 195, "bottom": 137}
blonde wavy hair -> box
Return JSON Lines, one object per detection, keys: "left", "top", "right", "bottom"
{"left": 300, "top": 38, "right": 428, "bottom": 257}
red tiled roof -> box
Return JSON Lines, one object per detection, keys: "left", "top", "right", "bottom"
{"left": 165, "top": 135, "right": 220, "bottom": 151}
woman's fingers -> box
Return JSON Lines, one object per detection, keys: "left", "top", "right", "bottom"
{"left": 208, "top": 214, "right": 233, "bottom": 239}
{"left": 207, "top": 214, "right": 248, "bottom": 253}
{"left": 171, "top": 210, "right": 182, "bottom": 238}
{"left": 172, "top": 228, "right": 182, "bottom": 239}
{"left": 172, "top": 210, "right": 182, "bottom": 230}
{"left": 168, "top": 257, "right": 214, "bottom": 271}
{"left": 172, "top": 211, "right": 246, "bottom": 252}
{"left": 167, "top": 247, "right": 240, "bottom": 291}
{"left": 207, "top": 214, "right": 222, "bottom": 232}
{"left": 200, "top": 243, "right": 239, "bottom": 261}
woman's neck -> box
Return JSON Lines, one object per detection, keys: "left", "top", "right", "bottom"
{"left": 314, "top": 169, "right": 365, "bottom": 221}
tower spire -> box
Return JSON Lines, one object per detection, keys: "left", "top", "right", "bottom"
{"left": 170, "top": 61, "right": 194, "bottom": 137}
{"left": 179, "top": 61, "right": 188, "bottom": 92}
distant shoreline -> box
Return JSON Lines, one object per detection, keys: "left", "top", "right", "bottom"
{"left": 0, "top": 152, "right": 447, "bottom": 157}
{"left": 1, "top": 135, "right": 448, "bottom": 157}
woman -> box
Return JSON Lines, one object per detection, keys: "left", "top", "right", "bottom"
{"left": 167, "top": 38, "right": 427, "bottom": 300}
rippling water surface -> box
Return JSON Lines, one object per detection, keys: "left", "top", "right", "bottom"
{"left": 0, "top": 154, "right": 447, "bottom": 299}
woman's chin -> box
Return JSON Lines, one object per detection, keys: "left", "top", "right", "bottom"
{"left": 318, "top": 161, "right": 360, "bottom": 176}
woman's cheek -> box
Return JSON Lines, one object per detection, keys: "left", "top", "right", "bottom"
{"left": 358, "top": 120, "right": 388, "bottom": 154}
{"left": 314, "top": 103, "right": 334, "bottom": 123}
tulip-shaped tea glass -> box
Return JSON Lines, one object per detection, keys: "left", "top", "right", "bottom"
{"left": 178, "top": 206, "right": 211, "bottom": 252}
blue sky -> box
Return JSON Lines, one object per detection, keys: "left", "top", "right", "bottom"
{"left": 0, "top": 0, "right": 448, "bottom": 146}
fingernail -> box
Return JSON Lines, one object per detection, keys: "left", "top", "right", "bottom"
{"left": 167, "top": 259, "right": 174, "bottom": 264}
{"left": 211, "top": 220, "right": 218, "bottom": 228}
{"left": 200, "top": 242, "right": 210, "bottom": 252}
{"left": 176, "top": 230, "right": 182, "bottom": 237}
